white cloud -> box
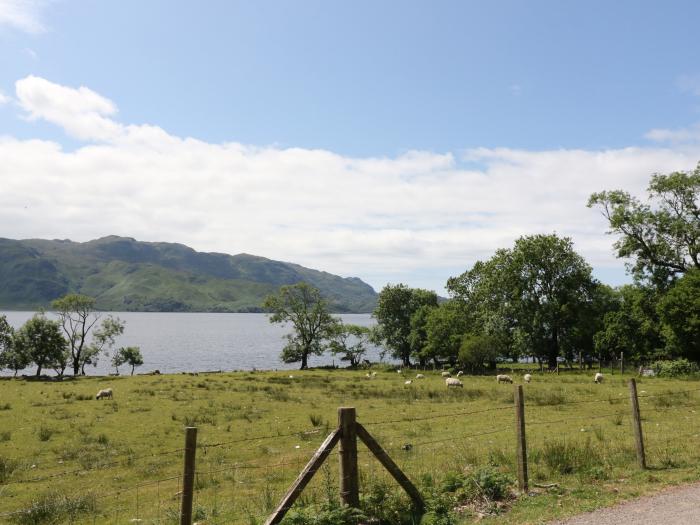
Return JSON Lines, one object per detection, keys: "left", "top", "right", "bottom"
{"left": 645, "top": 123, "right": 700, "bottom": 144}
{"left": 0, "top": 0, "right": 48, "bottom": 33}
{"left": 3, "top": 76, "right": 700, "bottom": 291}
{"left": 0, "top": 90, "right": 9, "bottom": 104}
{"left": 16, "top": 75, "right": 123, "bottom": 141}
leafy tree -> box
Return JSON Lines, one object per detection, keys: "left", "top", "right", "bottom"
{"left": 0, "top": 315, "right": 30, "bottom": 376}
{"left": 263, "top": 283, "right": 339, "bottom": 369}
{"left": 372, "top": 284, "right": 438, "bottom": 367}
{"left": 658, "top": 269, "right": 700, "bottom": 361}
{"left": 14, "top": 314, "right": 67, "bottom": 377}
{"left": 458, "top": 334, "right": 498, "bottom": 373}
{"left": 408, "top": 304, "right": 438, "bottom": 366}
{"left": 328, "top": 324, "right": 370, "bottom": 367}
{"left": 593, "top": 284, "right": 664, "bottom": 364}
{"left": 588, "top": 164, "right": 700, "bottom": 287}
{"left": 52, "top": 294, "right": 124, "bottom": 375}
{"left": 448, "top": 234, "right": 598, "bottom": 369}
{"left": 112, "top": 346, "right": 144, "bottom": 375}
{"left": 423, "top": 301, "right": 470, "bottom": 365}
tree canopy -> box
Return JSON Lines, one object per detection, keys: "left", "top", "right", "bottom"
{"left": 588, "top": 164, "right": 700, "bottom": 287}
{"left": 14, "top": 314, "right": 67, "bottom": 377}
{"left": 263, "top": 282, "right": 339, "bottom": 369}
{"left": 372, "top": 284, "right": 438, "bottom": 366}
{"left": 448, "top": 234, "right": 598, "bottom": 369}
{"left": 112, "top": 346, "right": 144, "bottom": 376}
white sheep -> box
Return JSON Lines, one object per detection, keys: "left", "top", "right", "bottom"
{"left": 95, "top": 388, "right": 113, "bottom": 400}
{"left": 404, "top": 380, "right": 413, "bottom": 385}
{"left": 415, "top": 373, "right": 425, "bottom": 379}
{"left": 496, "top": 374, "right": 513, "bottom": 384}
{"left": 594, "top": 372, "right": 604, "bottom": 384}
{"left": 456, "top": 371, "right": 464, "bottom": 377}
{"left": 445, "top": 377, "right": 463, "bottom": 388}
{"left": 523, "top": 374, "right": 532, "bottom": 383}
{"left": 441, "top": 371, "right": 451, "bottom": 378}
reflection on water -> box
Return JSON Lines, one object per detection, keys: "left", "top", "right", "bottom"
{"left": 0, "top": 312, "right": 384, "bottom": 375}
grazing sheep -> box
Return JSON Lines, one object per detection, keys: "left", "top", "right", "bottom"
{"left": 95, "top": 388, "right": 113, "bottom": 400}
{"left": 441, "top": 371, "right": 451, "bottom": 378}
{"left": 594, "top": 372, "right": 604, "bottom": 384}
{"left": 404, "top": 380, "right": 413, "bottom": 385}
{"left": 496, "top": 374, "right": 513, "bottom": 384}
{"left": 523, "top": 373, "right": 532, "bottom": 383}
{"left": 445, "top": 377, "right": 463, "bottom": 388}
{"left": 415, "top": 373, "right": 425, "bottom": 379}
{"left": 396, "top": 369, "right": 402, "bottom": 374}
{"left": 456, "top": 371, "right": 464, "bottom": 377}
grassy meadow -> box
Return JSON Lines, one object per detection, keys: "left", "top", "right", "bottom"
{"left": 1, "top": 368, "right": 700, "bottom": 524}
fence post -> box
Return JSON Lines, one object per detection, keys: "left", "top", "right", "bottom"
{"left": 180, "top": 426, "right": 198, "bottom": 525}
{"left": 620, "top": 351, "right": 624, "bottom": 375}
{"left": 628, "top": 379, "right": 646, "bottom": 469}
{"left": 514, "top": 385, "right": 528, "bottom": 493}
{"left": 338, "top": 407, "right": 359, "bottom": 507}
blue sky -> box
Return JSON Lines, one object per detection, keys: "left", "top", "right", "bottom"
{"left": 1, "top": 1, "right": 700, "bottom": 292}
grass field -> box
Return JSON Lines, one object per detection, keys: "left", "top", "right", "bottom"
{"left": 1, "top": 368, "right": 700, "bottom": 524}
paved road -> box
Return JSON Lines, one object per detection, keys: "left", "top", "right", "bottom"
{"left": 551, "top": 482, "right": 700, "bottom": 524}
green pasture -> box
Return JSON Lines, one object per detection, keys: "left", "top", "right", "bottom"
{"left": 1, "top": 369, "right": 699, "bottom": 524}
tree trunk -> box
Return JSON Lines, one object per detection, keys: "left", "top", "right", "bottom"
{"left": 300, "top": 353, "right": 308, "bottom": 370}
{"left": 547, "top": 330, "right": 560, "bottom": 370}
{"left": 73, "top": 359, "right": 80, "bottom": 376}
{"left": 36, "top": 364, "right": 42, "bottom": 377}
{"left": 131, "top": 364, "right": 135, "bottom": 376}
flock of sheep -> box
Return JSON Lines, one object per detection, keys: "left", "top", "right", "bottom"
{"left": 93, "top": 371, "right": 606, "bottom": 400}
{"left": 366, "top": 369, "right": 606, "bottom": 389}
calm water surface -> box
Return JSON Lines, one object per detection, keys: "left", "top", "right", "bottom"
{"left": 0, "top": 312, "right": 384, "bottom": 375}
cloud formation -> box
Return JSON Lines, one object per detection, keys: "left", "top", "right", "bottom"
{"left": 0, "top": 0, "right": 48, "bottom": 33}
{"left": 3, "top": 76, "right": 700, "bottom": 291}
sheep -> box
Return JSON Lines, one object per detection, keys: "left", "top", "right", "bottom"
{"left": 404, "top": 380, "right": 413, "bottom": 385}
{"left": 445, "top": 377, "right": 463, "bottom": 388}
{"left": 496, "top": 374, "right": 513, "bottom": 384}
{"left": 95, "top": 388, "right": 113, "bottom": 400}
{"left": 415, "top": 373, "right": 425, "bottom": 379}
{"left": 594, "top": 372, "right": 604, "bottom": 384}
{"left": 523, "top": 373, "right": 532, "bottom": 383}
{"left": 456, "top": 371, "right": 464, "bottom": 377}
{"left": 441, "top": 371, "right": 451, "bottom": 378}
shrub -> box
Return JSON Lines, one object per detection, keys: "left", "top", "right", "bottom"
{"left": 471, "top": 466, "right": 512, "bottom": 501}
{"left": 651, "top": 359, "right": 699, "bottom": 377}
{"left": 539, "top": 439, "right": 601, "bottom": 475}
{"left": 10, "top": 491, "right": 96, "bottom": 524}
{"left": 0, "top": 456, "right": 18, "bottom": 483}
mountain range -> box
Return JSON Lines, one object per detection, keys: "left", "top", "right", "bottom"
{"left": 0, "top": 236, "right": 378, "bottom": 313}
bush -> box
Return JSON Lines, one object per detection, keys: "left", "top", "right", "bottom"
{"left": 11, "top": 491, "right": 96, "bottom": 524}
{"left": 539, "top": 439, "right": 601, "bottom": 475}
{"left": 651, "top": 359, "right": 699, "bottom": 377}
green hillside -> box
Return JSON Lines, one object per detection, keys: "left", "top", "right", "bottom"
{"left": 0, "top": 236, "right": 378, "bottom": 312}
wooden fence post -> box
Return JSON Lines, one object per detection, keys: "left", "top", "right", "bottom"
{"left": 628, "top": 379, "right": 646, "bottom": 469}
{"left": 514, "top": 385, "right": 528, "bottom": 493}
{"left": 338, "top": 407, "right": 359, "bottom": 507}
{"left": 620, "top": 351, "right": 624, "bottom": 375}
{"left": 180, "top": 427, "right": 197, "bottom": 525}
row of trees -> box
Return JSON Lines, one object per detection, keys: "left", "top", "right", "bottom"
{"left": 266, "top": 164, "right": 699, "bottom": 371}
{"left": 0, "top": 294, "right": 143, "bottom": 377}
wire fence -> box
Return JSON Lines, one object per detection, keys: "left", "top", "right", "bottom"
{"left": 2, "top": 377, "right": 700, "bottom": 524}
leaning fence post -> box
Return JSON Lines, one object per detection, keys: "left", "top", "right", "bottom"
{"left": 338, "top": 407, "right": 359, "bottom": 507}
{"left": 180, "top": 426, "right": 198, "bottom": 525}
{"left": 628, "top": 379, "right": 646, "bottom": 469}
{"left": 514, "top": 385, "right": 528, "bottom": 492}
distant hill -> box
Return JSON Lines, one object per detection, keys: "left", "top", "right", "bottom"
{"left": 0, "top": 236, "right": 378, "bottom": 313}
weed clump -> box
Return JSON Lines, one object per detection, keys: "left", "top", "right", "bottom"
{"left": 10, "top": 491, "right": 97, "bottom": 525}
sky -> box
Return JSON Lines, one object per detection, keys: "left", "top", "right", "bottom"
{"left": 1, "top": 0, "right": 700, "bottom": 293}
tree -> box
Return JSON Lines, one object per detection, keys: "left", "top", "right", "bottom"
{"left": 448, "top": 234, "right": 598, "bottom": 369}
{"left": 52, "top": 294, "right": 124, "bottom": 375}
{"left": 588, "top": 164, "right": 700, "bottom": 287}
{"left": 0, "top": 315, "right": 30, "bottom": 376}
{"left": 658, "top": 269, "right": 700, "bottom": 361}
{"left": 263, "top": 283, "right": 339, "bottom": 369}
{"left": 593, "top": 284, "right": 664, "bottom": 364}
{"left": 423, "top": 301, "right": 470, "bottom": 365}
{"left": 372, "top": 284, "right": 438, "bottom": 367}
{"left": 458, "top": 334, "right": 498, "bottom": 373}
{"left": 328, "top": 324, "right": 370, "bottom": 367}
{"left": 14, "top": 314, "right": 67, "bottom": 377}
{"left": 112, "top": 346, "right": 144, "bottom": 375}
